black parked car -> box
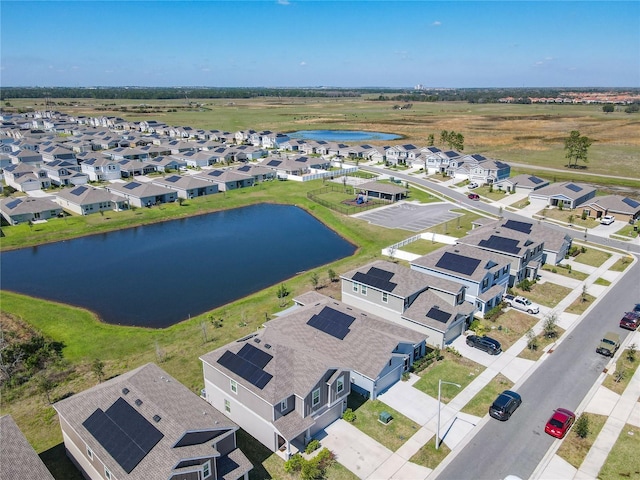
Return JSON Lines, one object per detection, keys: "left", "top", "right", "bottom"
{"left": 466, "top": 335, "right": 502, "bottom": 355}
{"left": 489, "top": 390, "right": 522, "bottom": 421}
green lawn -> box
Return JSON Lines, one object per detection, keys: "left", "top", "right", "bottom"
{"left": 556, "top": 413, "right": 608, "bottom": 469}
{"left": 572, "top": 248, "right": 611, "bottom": 267}
{"left": 345, "top": 396, "right": 420, "bottom": 451}
{"left": 474, "top": 310, "right": 539, "bottom": 352}
{"left": 400, "top": 239, "right": 446, "bottom": 256}
{"left": 511, "top": 282, "right": 573, "bottom": 308}
{"left": 565, "top": 293, "right": 597, "bottom": 315}
{"left": 541, "top": 263, "right": 589, "bottom": 281}
{"left": 518, "top": 326, "right": 566, "bottom": 361}
{"left": 598, "top": 424, "right": 640, "bottom": 480}
{"left": 610, "top": 256, "right": 634, "bottom": 272}
{"left": 460, "top": 373, "right": 513, "bottom": 417}
{"left": 412, "top": 358, "right": 484, "bottom": 403}
{"left": 594, "top": 277, "right": 612, "bottom": 286}
{"left": 408, "top": 440, "right": 451, "bottom": 469}
{"left": 423, "top": 209, "right": 485, "bottom": 238}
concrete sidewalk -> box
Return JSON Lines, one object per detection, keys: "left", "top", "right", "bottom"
{"left": 327, "top": 250, "right": 636, "bottom": 480}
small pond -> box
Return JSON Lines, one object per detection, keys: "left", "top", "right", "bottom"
{"left": 0, "top": 204, "right": 356, "bottom": 328}
{"left": 288, "top": 130, "right": 401, "bottom": 142}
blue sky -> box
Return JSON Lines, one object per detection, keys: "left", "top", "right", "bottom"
{"left": 1, "top": 1, "right": 638, "bottom": 88}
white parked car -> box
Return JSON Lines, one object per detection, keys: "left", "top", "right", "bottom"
{"left": 468, "top": 182, "right": 479, "bottom": 189}
{"left": 600, "top": 215, "right": 615, "bottom": 225}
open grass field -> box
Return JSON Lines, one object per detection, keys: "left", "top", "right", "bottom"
{"left": 7, "top": 97, "right": 640, "bottom": 181}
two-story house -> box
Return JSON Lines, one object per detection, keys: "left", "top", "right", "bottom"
{"left": 53, "top": 363, "right": 252, "bottom": 480}
{"left": 200, "top": 294, "right": 426, "bottom": 458}
{"left": 411, "top": 243, "right": 512, "bottom": 318}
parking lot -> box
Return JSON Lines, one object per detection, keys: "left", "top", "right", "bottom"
{"left": 353, "top": 202, "right": 463, "bottom": 232}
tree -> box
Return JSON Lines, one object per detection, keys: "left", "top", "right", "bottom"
{"left": 276, "top": 283, "right": 289, "bottom": 306}
{"left": 526, "top": 329, "right": 538, "bottom": 351}
{"left": 543, "top": 313, "right": 558, "bottom": 338}
{"left": 427, "top": 133, "right": 435, "bottom": 146}
{"left": 564, "top": 130, "right": 592, "bottom": 168}
{"left": 327, "top": 268, "right": 337, "bottom": 283}
{"left": 574, "top": 414, "right": 589, "bottom": 438}
{"left": 310, "top": 272, "right": 319, "bottom": 290}
{"left": 35, "top": 372, "right": 55, "bottom": 404}
{"left": 602, "top": 104, "right": 614, "bottom": 113}
{"left": 627, "top": 343, "right": 637, "bottom": 362}
{"left": 91, "top": 358, "right": 105, "bottom": 383}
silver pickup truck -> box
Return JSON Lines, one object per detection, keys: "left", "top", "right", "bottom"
{"left": 503, "top": 294, "right": 540, "bottom": 314}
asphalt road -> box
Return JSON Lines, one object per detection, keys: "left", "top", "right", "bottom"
{"left": 435, "top": 258, "right": 639, "bottom": 480}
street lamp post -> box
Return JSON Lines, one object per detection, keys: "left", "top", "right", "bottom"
{"left": 436, "top": 379, "right": 461, "bottom": 450}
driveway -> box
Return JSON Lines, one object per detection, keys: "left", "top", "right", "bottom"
{"left": 315, "top": 419, "right": 393, "bottom": 479}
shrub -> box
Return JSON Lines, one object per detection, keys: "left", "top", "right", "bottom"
{"left": 284, "top": 454, "right": 304, "bottom": 473}
{"left": 574, "top": 414, "right": 589, "bottom": 439}
{"left": 626, "top": 344, "right": 637, "bottom": 362}
{"left": 484, "top": 303, "right": 504, "bottom": 322}
{"left": 305, "top": 439, "right": 321, "bottom": 454}
{"left": 526, "top": 329, "right": 538, "bottom": 351}
{"left": 342, "top": 408, "right": 356, "bottom": 422}
{"left": 517, "top": 278, "right": 533, "bottom": 291}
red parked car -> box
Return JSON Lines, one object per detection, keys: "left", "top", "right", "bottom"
{"left": 620, "top": 311, "right": 640, "bottom": 330}
{"left": 545, "top": 408, "right": 576, "bottom": 438}
{"left": 468, "top": 193, "right": 480, "bottom": 200}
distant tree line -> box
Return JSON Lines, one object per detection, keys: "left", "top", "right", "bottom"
{"left": 0, "top": 87, "right": 363, "bottom": 100}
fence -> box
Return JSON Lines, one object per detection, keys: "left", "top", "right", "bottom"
{"left": 307, "top": 184, "right": 390, "bottom": 215}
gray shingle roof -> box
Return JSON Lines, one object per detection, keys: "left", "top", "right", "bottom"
{"left": 0, "top": 415, "right": 55, "bottom": 480}
{"left": 53, "top": 363, "right": 251, "bottom": 480}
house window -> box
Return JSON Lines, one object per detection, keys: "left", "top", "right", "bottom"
{"left": 230, "top": 379, "right": 237, "bottom": 394}
{"left": 482, "top": 278, "right": 489, "bottom": 289}
{"left": 104, "top": 467, "right": 112, "bottom": 480}
{"left": 493, "top": 271, "right": 499, "bottom": 281}
{"left": 86, "top": 446, "right": 93, "bottom": 460}
{"left": 224, "top": 399, "right": 231, "bottom": 413}
{"left": 352, "top": 283, "right": 358, "bottom": 293}
{"left": 382, "top": 292, "right": 388, "bottom": 303}
{"left": 361, "top": 285, "right": 367, "bottom": 295}
{"left": 203, "top": 460, "right": 212, "bottom": 479}
{"left": 312, "top": 388, "right": 320, "bottom": 407}
{"left": 503, "top": 266, "right": 509, "bottom": 274}
{"left": 337, "top": 376, "right": 344, "bottom": 394}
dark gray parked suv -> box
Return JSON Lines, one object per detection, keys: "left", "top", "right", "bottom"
{"left": 489, "top": 390, "right": 522, "bottom": 421}
{"left": 466, "top": 335, "right": 502, "bottom": 355}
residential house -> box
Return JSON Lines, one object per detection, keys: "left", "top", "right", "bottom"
{"left": 152, "top": 175, "right": 219, "bottom": 199}
{"left": 175, "top": 150, "right": 218, "bottom": 168}
{"left": 411, "top": 243, "right": 512, "bottom": 318}
{"left": 576, "top": 195, "right": 640, "bottom": 224}
{"left": 80, "top": 157, "right": 121, "bottom": 182}
{"left": 3, "top": 163, "right": 51, "bottom": 191}
{"left": 116, "top": 159, "right": 155, "bottom": 178}
{"left": 341, "top": 260, "right": 472, "bottom": 347}
{"left": 42, "top": 159, "right": 88, "bottom": 187}
{"left": 456, "top": 223, "right": 545, "bottom": 286}
{"left": 260, "top": 156, "right": 330, "bottom": 178}
{"left": 144, "top": 155, "right": 187, "bottom": 173}
{"left": 0, "top": 415, "right": 56, "bottom": 480}
{"left": 528, "top": 181, "right": 597, "bottom": 209}
{"left": 8, "top": 148, "right": 44, "bottom": 166}
{"left": 261, "top": 132, "right": 290, "bottom": 149}
{"left": 234, "top": 164, "right": 277, "bottom": 182}
{"left": 0, "top": 196, "right": 62, "bottom": 224}
{"left": 40, "top": 145, "right": 76, "bottom": 163}
{"left": 385, "top": 144, "right": 419, "bottom": 166}
{"left": 446, "top": 154, "right": 511, "bottom": 185}
{"left": 494, "top": 174, "right": 549, "bottom": 193}
{"left": 103, "top": 147, "right": 149, "bottom": 162}
{"left": 195, "top": 169, "right": 254, "bottom": 192}
{"left": 56, "top": 185, "right": 127, "bottom": 215}
{"left": 105, "top": 181, "right": 177, "bottom": 208}
{"left": 200, "top": 293, "right": 426, "bottom": 457}
{"left": 471, "top": 218, "right": 572, "bottom": 266}
{"left": 53, "top": 363, "right": 252, "bottom": 480}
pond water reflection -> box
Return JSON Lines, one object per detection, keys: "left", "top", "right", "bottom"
{"left": 0, "top": 204, "right": 355, "bottom": 328}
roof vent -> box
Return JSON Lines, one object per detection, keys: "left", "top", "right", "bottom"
{"left": 135, "top": 399, "right": 143, "bottom": 407}
{"left": 254, "top": 338, "right": 261, "bottom": 343}
{"left": 152, "top": 415, "right": 161, "bottom": 423}
{"left": 265, "top": 344, "right": 272, "bottom": 350}
{"left": 122, "top": 388, "right": 129, "bottom": 395}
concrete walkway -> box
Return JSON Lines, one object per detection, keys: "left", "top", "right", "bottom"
{"left": 319, "top": 249, "right": 638, "bottom": 480}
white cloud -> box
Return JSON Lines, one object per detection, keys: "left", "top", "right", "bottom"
{"left": 431, "top": 21, "right": 441, "bottom": 26}
{"left": 300, "top": 61, "right": 307, "bottom": 67}
{"left": 277, "top": 0, "right": 290, "bottom": 5}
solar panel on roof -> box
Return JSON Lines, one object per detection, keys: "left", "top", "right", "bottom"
{"left": 209, "top": 170, "right": 223, "bottom": 177}
{"left": 237, "top": 343, "right": 272, "bottom": 369}
{"left": 566, "top": 183, "right": 582, "bottom": 192}
{"left": 478, "top": 235, "right": 521, "bottom": 254}
{"left": 307, "top": 306, "right": 355, "bottom": 340}
{"left": 295, "top": 157, "right": 307, "bottom": 162}
{"left": 504, "top": 219, "right": 532, "bottom": 234}
{"left": 165, "top": 175, "right": 180, "bottom": 183}
{"left": 445, "top": 151, "right": 459, "bottom": 158}
{"left": 217, "top": 350, "right": 273, "bottom": 389}
{"left": 495, "top": 161, "right": 509, "bottom": 168}
{"left": 472, "top": 154, "right": 485, "bottom": 161}
{"left": 622, "top": 197, "right": 640, "bottom": 208}
{"left": 367, "top": 267, "right": 394, "bottom": 281}
{"left": 528, "top": 176, "right": 544, "bottom": 184}
{"left": 123, "top": 182, "right": 141, "bottom": 190}
{"left": 82, "top": 398, "right": 163, "bottom": 474}
{"left": 435, "top": 252, "right": 481, "bottom": 276}
{"left": 426, "top": 307, "right": 451, "bottom": 323}
{"left": 6, "top": 199, "right": 22, "bottom": 209}
{"left": 267, "top": 160, "right": 281, "bottom": 167}
{"left": 238, "top": 165, "right": 250, "bottom": 171}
